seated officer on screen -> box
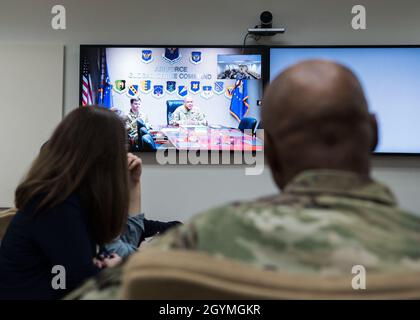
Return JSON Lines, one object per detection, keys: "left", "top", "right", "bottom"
{"left": 65, "top": 60, "right": 420, "bottom": 300}
{"left": 125, "top": 98, "right": 151, "bottom": 147}
{"left": 169, "top": 96, "right": 207, "bottom": 126}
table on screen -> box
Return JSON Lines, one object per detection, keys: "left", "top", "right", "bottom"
{"left": 151, "top": 125, "right": 263, "bottom": 151}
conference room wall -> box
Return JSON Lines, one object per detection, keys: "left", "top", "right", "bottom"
{"left": 1, "top": 0, "right": 420, "bottom": 221}
{"left": 105, "top": 47, "right": 262, "bottom": 128}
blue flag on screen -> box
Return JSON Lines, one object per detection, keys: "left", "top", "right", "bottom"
{"left": 97, "top": 48, "right": 113, "bottom": 108}
{"left": 229, "top": 79, "right": 249, "bottom": 122}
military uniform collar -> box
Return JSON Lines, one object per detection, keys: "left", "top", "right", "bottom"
{"left": 284, "top": 169, "right": 397, "bottom": 206}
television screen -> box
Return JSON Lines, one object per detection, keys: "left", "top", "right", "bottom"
{"left": 270, "top": 46, "right": 420, "bottom": 154}
{"left": 80, "top": 46, "right": 264, "bottom": 152}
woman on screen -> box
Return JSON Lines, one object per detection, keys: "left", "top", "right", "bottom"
{"left": 0, "top": 106, "right": 141, "bottom": 299}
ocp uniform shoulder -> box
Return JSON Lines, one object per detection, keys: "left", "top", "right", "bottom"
{"left": 63, "top": 264, "right": 124, "bottom": 300}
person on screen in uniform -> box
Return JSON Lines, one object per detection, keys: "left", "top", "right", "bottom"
{"left": 237, "top": 65, "right": 248, "bottom": 79}
{"left": 65, "top": 60, "right": 420, "bottom": 300}
{"left": 125, "top": 98, "right": 151, "bottom": 147}
{"left": 169, "top": 96, "right": 207, "bottom": 126}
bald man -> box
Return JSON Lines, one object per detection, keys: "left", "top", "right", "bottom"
{"left": 169, "top": 96, "right": 207, "bottom": 126}
{"left": 67, "top": 60, "right": 420, "bottom": 299}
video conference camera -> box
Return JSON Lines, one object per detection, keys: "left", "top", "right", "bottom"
{"left": 248, "top": 11, "right": 285, "bottom": 36}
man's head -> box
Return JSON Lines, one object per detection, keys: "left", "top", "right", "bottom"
{"left": 184, "top": 96, "right": 194, "bottom": 111}
{"left": 130, "top": 98, "right": 141, "bottom": 113}
{"left": 262, "top": 60, "right": 378, "bottom": 190}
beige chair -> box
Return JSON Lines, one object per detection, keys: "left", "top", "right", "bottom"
{"left": 121, "top": 249, "right": 420, "bottom": 300}
{"left": 0, "top": 208, "right": 16, "bottom": 240}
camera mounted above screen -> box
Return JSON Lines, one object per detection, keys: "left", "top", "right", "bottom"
{"left": 248, "top": 11, "right": 286, "bottom": 36}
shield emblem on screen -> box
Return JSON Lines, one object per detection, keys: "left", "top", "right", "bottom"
{"left": 139, "top": 80, "right": 152, "bottom": 94}
{"left": 190, "top": 51, "right": 202, "bottom": 64}
{"left": 166, "top": 81, "right": 176, "bottom": 94}
{"left": 141, "top": 50, "right": 153, "bottom": 64}
{"left": 178, "top": 85, "right": 188, "bottom": 98}
{"left": 225, "top": 85, "right": 234, "bottom": 99}
{"left": 127, "top": 84, "right": 140, "bottom": 98}
{"left": 113, "top": 80, "right": 126, "bottom": 94}
{"left": 152, "top": 85, "right": 164, "bottom": 99}
{"left": 190, "top": 81, "right": 200, "bottom": 94}
{"left": 214, "top": 81, "right": 224, "bottom": 95}
{"left": 162, "top": 48, "right": 181, "bottom": 63}
{"left": 201, "top": 85, "right": 213, "bottom": 99}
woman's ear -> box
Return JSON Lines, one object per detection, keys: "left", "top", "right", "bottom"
{"left": 369, "top": 113, "right": 379, "bottom": 152}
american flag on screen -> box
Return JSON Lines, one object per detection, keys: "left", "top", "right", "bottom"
{"left": 81, "top": 57, "right": 94, "bottom": 106}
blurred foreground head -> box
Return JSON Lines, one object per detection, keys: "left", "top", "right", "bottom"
{"left": 15, "top": 106, "right": 129, "bottom": 245}
{"left": 262, "top": 60, "right": 378, "bottom": 189}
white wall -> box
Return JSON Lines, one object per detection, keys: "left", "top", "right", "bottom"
{"left": 1, "top": 0, "right": 420, "bottom": 220}
{"left": 106, "top": 47, "right": 262, "bottom": 128}
{"left": 0, "top": 44, "right": 63, "bottom": 207}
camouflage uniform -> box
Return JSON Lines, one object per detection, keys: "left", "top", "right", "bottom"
{"left": 64, "top": 169, "right": 420, "bottom": 299}
{"left": 169, "top": 106, "right": 207, "bottom": 126}
{"left": 125, "top": 109, "right": 150, "bottom": 144}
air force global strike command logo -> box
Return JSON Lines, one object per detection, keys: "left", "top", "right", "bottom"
{"left": 166, "top": 81, "right": 176, "bottom": 94}
{"left": 140, "top": 80, "right": 152, "bottom": 94}
{"left": 201, "top": 85, "right": 213, "bottom": 99}
{"left": 127, "top": 84, "right": 140, "bottom": 98}
{"left": 113, "top": 80, "right": 127, "bottom": 94}
{"left": 141, "top": 50, "right": 153, "bottom": 64}
{"left": 162, "top": 48, "right": 181, "bottom": 64}
{"left": 152, "top": 85, "right": 164, "bottom": 99}
{"left": 190, "top": 51, "right": 202, "bottom": 64}
{"left": 190, "top": 81, "right": 200, "bottom": 94}
{"left": 178, "top": 85, "right": 188, "bottom": 98}
{"left": 214, "top": 81, "right": 224, "bottom": 95}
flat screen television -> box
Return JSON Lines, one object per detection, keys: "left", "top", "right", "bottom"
{"left": 80, "top": 45, "right": 265, "bottom": 153}
{"left": 269, "top": 46, "right": 420, "bottom": 155}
